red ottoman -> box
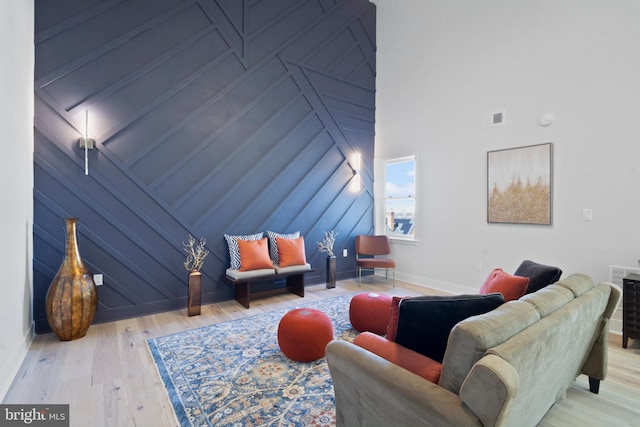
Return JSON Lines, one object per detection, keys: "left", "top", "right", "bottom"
{"left": 277, "top": 308, "right": 334, "bottom": 362}
{"left": 349, "top": 292, "right": 393, "bottom": 335}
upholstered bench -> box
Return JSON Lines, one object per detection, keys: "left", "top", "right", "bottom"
{"left": 225, "top": 264, "right": 313, "bottom": 309}
{"left": 224, "top": 230, "right": 313, "bottom": 308}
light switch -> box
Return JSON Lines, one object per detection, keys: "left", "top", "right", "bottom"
{"left": 582, "top": 209, "right": 593, "bottom": 221}
{"left": 343, "top": 249, "right": 348, "bottom": 257}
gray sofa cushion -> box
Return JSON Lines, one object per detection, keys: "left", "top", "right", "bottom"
{"left": 440, "top": 300, "right": 540, "bottom": 394}
{"left": 555, "top": 272, "right": 596, "bottom": 297}
{"left": 520, "top": 285, "right": 574, "bottom": 317}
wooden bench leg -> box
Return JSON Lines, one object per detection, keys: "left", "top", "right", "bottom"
{"left": 286, "top": 274, "right": 305, "bottom": 298}
{"left": 234, "top": 281, "right": 250, "bottom": 309}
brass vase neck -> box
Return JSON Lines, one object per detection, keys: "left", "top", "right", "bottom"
{"left": 64, "top": 218, "right": 87, "bottom": 273}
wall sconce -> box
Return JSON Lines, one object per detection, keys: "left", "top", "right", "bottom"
{"left": 78, "top": 110, "right": 95, "bottom": 176}
{"left": 350, "top": 151, "right": 361, "bottom": 193}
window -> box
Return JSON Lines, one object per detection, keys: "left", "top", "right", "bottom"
{"left": 383, "top": 156, "right": 416, "bottom": 240}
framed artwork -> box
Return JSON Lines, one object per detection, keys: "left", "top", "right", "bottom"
{"left": 487, "top": 142, "right": 552, "bottom": 225}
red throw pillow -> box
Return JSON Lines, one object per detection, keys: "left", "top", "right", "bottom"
{"left": 276, "top": 236, "right": 306, "bottom": 267}
{"left": 237, "top": 238, "right": 273, "bottom": 271}
{"left": 386, "top": 296, "right": 409, "bottom": 341}
{"left": 479, "top": 268, "right": 529, "bottom": 301}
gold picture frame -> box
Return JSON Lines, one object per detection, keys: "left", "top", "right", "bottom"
{"left": 487, "top": 143, "right": 552, "bottom": 225}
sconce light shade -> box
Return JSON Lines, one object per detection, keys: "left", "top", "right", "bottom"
{"left": 79, "top": 137, "right": 95, "bottom": 149}
{"left": 352, "top": 151, "right": 361, "bottom": 173}
{"left": 350, "top": 151, "right": 362, "bottom": 192}
{"left": 79, "top": 110, "right": 94, "bottom": 175}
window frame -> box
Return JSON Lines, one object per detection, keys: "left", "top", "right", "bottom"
{"left": 380, "top": 155, "right": 417, "bottom": 242}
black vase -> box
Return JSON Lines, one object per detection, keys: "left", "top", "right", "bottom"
{"left": 188, "top": 271, "right": 202, "bottom": 316}
{"left": 326, "top": 256, "right": 336, "bottom": 289}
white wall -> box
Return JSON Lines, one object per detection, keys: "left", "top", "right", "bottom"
{"left": 0, "top": 1, "right": 34, "bottom": 400}
{"left": 374, "top": 0, "right": 640, "bottom": 303}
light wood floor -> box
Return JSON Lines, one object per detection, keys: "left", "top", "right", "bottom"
{"left": 4, "top": 278, "right": 640, "bottom": 427}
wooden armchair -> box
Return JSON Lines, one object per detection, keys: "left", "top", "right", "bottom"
{"left": 355, "top": 235, "right": 396, "bottom": 287}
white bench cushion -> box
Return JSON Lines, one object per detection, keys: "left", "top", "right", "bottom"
{"left": 274, "top": 263, "right": 311, "bottom": 274}
{"left": 226, "top": 268, "right": 276, "bottom": 280}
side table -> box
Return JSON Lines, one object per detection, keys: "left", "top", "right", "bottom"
{"left": 622, "top": 273, "right": 640, "bottom": 348}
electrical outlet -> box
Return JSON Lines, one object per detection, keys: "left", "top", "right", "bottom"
{"left": 474, "top": 261, "right": 482, "bottom": 271}
{"left": 94, "top": 273, "right": 104, "bottom": 286}
{"left": 343, "top": 249, "right": 348, "bottom": 257}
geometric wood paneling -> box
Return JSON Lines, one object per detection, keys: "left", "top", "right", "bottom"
{"left": 33, "top": 0, "right": 376, "bottom": 333}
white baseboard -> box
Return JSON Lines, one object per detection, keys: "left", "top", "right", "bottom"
{"left": 392, "top": 271, "right": 477, "bottom": 295}
{"left": 0, "top": 323, "right": 34, "bottom": 402}
{"left": 610, "top": 319, "right": 622, "bottom": 336}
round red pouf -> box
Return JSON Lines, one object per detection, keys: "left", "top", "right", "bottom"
{"left": 277, "top": 308, "right": 334, "bottom": 362}
{"left": 349, "top": 292, "right": 393, "bottom": 335}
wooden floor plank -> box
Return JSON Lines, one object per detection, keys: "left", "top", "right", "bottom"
{"left": 3, "top": 277, "right": 640, "bottom": 426}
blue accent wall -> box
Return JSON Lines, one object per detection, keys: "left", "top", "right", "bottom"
{"left": 33, "top": 0, "right": 376, "bottom": 332}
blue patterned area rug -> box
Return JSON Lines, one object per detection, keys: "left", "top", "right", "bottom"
{"left": 147, "top": 294, "right": 358, "bottom": 427}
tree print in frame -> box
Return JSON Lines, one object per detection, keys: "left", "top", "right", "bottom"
{"left": 487, "top": 143, "right": 552, "bottom": 225}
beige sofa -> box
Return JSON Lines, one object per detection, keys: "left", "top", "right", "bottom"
{"left": 326, "top": 273, "right": 621, "bottom": 427}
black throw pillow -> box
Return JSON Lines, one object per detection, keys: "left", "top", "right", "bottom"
{"left": 394, "top": 293, "right": 505, "bottom": 363}
{"left": 514, "top": 260, "right": 562, "bottom": 294}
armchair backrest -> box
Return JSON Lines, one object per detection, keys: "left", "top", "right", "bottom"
{"left": 355, "top": 235, "right": 391, "bottom": 256}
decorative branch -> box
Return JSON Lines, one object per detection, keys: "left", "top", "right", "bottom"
{"left": 183, "top": 235, "right": 209, "bottom": 272}
{"left": 317, "top": 230, "right": 338, "bottom": 257}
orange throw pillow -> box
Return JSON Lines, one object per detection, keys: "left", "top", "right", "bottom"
{"left": 237, "top": 238, "right": 273, "bottom": 271}
{"left": 479, "top": 268, "right": 529, "bottom": 301}
{"left": 354, "top": 332, "right": 442, "bottom": 384}
{"left": 276, "top": 236, "right": 306, "bottom": 267}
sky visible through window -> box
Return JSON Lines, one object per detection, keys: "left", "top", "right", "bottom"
{"left": 385, "top": 158, "right": 415, "bottom": 237}
{"left": 385, "top": 160, "right": 415, "bottom": 198}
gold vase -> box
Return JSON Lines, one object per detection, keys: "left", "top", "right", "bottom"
{"left": 45, "top": 218, "right": 98, "bottom": 341}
